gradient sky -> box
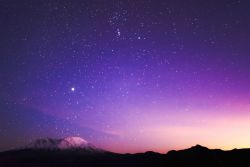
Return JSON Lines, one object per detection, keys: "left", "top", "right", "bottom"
{"left": 1, "top": 0, "right": 250, "bottom": 153}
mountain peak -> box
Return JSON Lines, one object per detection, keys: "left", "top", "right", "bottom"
{"left": 59, "top": 136, "right": 89, "bottom": 149}
{"left": 63, "top": 136, "right": 87, "bottom": 143}
{"left": 27, "top": 136, "right": 93, "bottom": 150}
{"left": 189, "top": 144, "right": 208, "bottom": 151}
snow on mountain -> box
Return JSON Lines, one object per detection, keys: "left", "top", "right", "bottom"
{"left": 58, "top": 137, "right": 89, "bottom": 149}
{"left": 27, "top": 137, "right": 98, "bottom": 150}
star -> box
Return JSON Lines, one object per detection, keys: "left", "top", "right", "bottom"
{"left": 117, "top": 28, "right": 121, "bottom": 37}
{"left": 71, "top": 87, "right": 75, "bottom": 92}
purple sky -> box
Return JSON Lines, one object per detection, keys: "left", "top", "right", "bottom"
{"left": 1, "top": 0, "right": 250, "bottom": 153}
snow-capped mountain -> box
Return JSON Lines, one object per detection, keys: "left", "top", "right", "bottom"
{"left": 27, "top": 137, "right": 100, "bottom": 151}
{"left": 58, "top": 137, "right": 89, "bottom": 149}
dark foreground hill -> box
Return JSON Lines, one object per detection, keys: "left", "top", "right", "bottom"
{"left": 1, "top": 145, "right": 250, "bottom": 167}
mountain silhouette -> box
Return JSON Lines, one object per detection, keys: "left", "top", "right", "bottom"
{"left": 26, "top": 137, "right": 101, "bottom": 151}
{"left": 1, "top": 140, "right": 250, "bottom": 167}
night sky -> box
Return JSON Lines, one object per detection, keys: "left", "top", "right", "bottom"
{"left": 1, "top": 0, "right": 250, "bottom": 153}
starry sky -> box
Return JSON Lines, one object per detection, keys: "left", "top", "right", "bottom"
{"left": 1, "top": 0, "right": 250, "bottom": 153}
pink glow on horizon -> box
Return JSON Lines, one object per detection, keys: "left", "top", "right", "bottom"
{"left": 95, "top": 103, "right": 250, "bottom": 153}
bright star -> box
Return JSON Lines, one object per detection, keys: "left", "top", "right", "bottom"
{"left": 117, "top": 28, "right": 121, "bottom": 37}
{"left": 71, "top": 87, "right": 75, "bottom": 91}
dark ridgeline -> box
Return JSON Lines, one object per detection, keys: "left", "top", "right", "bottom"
{"left": 1, "top": 144, "right": 250, "bottom": 167}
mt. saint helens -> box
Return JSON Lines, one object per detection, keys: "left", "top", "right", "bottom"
{"left": 26, "top": 137, "right": 103, "bottom": 152}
